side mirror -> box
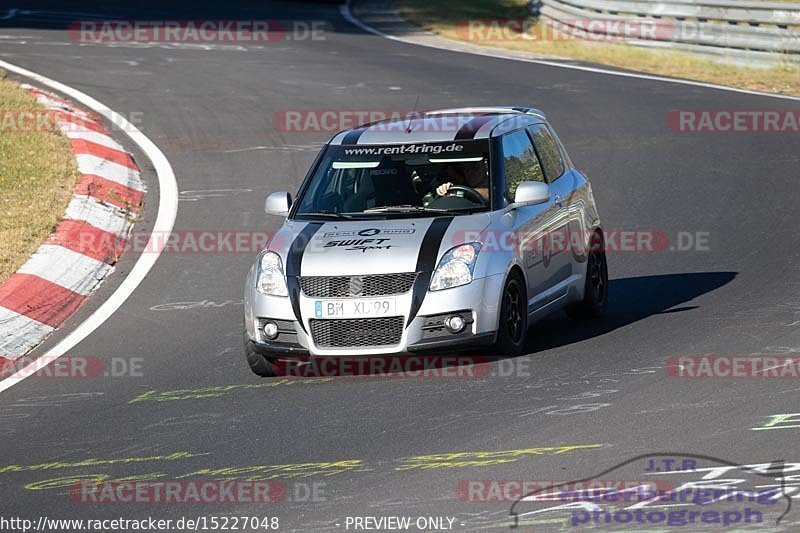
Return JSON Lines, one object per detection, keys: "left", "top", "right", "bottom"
{"left": 265, "top": 191, "right": 291, "bottom": 216}
{"left": 513, "top": 181, "right": 550, "bottom": 206}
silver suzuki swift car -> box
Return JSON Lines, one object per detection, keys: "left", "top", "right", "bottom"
{"left": 244, "top": 107, "right": 608, "bottom": 376}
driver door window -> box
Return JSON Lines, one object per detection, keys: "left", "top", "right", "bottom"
{"left": 501, "top": 129, "right": 545, "bottom": 205}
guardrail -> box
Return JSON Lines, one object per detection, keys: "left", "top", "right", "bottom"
{"left": 533, "top": 0, "right": 800, "bottom": 67}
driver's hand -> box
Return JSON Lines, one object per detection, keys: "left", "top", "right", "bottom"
{"left": 436, "top": 182, "right": 453, "bottom": 196}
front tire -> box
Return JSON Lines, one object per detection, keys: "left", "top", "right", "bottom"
{"left": 493, "top": 270, "right": 528, "bottom": 356}
{"left": 244, "top": 330, "right": 278, "bottom": 377}
{"left": 567, "top": 231, "right": 608, "bottom": 319}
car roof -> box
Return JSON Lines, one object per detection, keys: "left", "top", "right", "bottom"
{"left": 327, "top": 106, "right": 547, "bottom": 146}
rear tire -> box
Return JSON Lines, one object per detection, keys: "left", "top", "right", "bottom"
{"left": 567, "top": 231, "right": 608, "bottom": 319}
{"left": 492, "top": 271, "right": 528, "bottom": 357}
{"left": 244, "top": 330, "right": 278, "bottom": 377}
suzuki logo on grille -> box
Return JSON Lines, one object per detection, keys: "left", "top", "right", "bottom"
{"left": 348, "top": 276, "right": 364, "bottom": 297}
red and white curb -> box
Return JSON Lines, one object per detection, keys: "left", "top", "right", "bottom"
{"left": 0, "top": 84, "right": 146, "bottom": 371}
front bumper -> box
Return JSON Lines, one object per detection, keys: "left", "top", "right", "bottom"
{"left": 249, "top": 329, "right": 495, "bottom": 360}
{"left": 250, "top": 340, "right": 310, "bottom": 358}
{"left": 245, "top": 270, "right": 504, "bottom": 357}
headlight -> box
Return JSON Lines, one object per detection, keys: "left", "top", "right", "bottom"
{"left": 256, "top": 251, "right": 288, "bottom": 297}
{"left": 429, "top": 242, "right": 481, "bottom": 291}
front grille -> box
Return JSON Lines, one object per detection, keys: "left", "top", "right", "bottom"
{"left": 310, "top": 317, "right": 404, "bottom": 348}
{"left": 299, "top": 273, "right": 417, "bottom": 298}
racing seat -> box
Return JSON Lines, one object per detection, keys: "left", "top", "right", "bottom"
{"left": 370, "top": 161, "right": 420, "bottom": 207}
{"left": 341, "top": 160, "right": 420, "bottom": 212}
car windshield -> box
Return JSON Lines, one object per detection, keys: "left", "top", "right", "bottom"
{"left": 294, "top": 140, "right": 492, "bottom": 219}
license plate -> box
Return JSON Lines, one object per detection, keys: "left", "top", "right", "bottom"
{"left": 314, "top": 299, "right": 396, "bottom": 319}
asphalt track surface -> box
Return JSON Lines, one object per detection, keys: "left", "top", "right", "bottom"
{"left": 0, "top": 1, "right": 799, "bottom": 531}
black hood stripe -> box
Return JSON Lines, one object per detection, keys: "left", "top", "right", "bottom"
{"left": 285, "top": 222, "right": 323, "bottom": 332}
{"left": 285, "top": 222, "right": 323, "bottom": 277}
{"left": 407, "top": 216, "right": 454, "bottom": 326}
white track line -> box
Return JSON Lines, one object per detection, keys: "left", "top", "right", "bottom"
{"left": 0, "top": 59, "right": 178, "bottom": 393}
{"left": 341, "top": 0, "right": 800, "bottom": 103}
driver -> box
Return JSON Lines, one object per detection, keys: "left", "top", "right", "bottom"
{"left": 435, "top": 160, "right": 489, "bottom": 201}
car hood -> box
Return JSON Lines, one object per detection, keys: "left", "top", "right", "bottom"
{"left": 267, "top": 214, "right": 491, "bottom": 276}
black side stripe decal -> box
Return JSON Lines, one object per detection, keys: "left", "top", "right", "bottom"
{"left": 407, "top": 217, "right": 455, "bottom": 326}
{"left": 341, "top": 127, "right": 367, "bottom": 145}
{"left": 454, "top": 115, "right": 494, "bottom": 140}
{"left": 285, "top": 222, "right": 323, "bottom": 332}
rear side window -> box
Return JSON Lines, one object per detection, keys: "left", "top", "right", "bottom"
{"left": 529, "top": 124, "right": 565, "bottom": 181}
{"left": 501, "top": 129, "right": 545, "bottom": 203}
{"left": 546, "top": 124, "right": 573, "bottom": 169}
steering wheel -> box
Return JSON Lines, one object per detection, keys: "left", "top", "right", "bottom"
{"left": 445, "top": 184, "right": 485, "bottom": 205}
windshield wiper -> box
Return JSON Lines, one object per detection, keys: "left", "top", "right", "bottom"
{"left": 362, "top": 205, "right": 449, "bottom": 214}
{"left": 297, "top": 211, "right": 353, "bottom": 219}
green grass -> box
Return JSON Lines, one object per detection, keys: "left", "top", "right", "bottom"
{"left": 0, "top": 71, "right": 79, "bottom": 284}
{"left": 395, "top": 0, "right": 800, "bottom": 96}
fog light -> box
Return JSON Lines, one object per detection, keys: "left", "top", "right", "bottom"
{"left": 444, "top": 315, "right": 465, "bottom": 333}
{"left": 263, "top": 321, "right": 279, "bottom": 340}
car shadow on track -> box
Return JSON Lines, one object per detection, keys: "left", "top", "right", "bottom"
{"left": 523, "top": 271, "right": 737, "bottom": 353}
{"left": 266, "top": 272, "right": 735, "bottom": 379}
